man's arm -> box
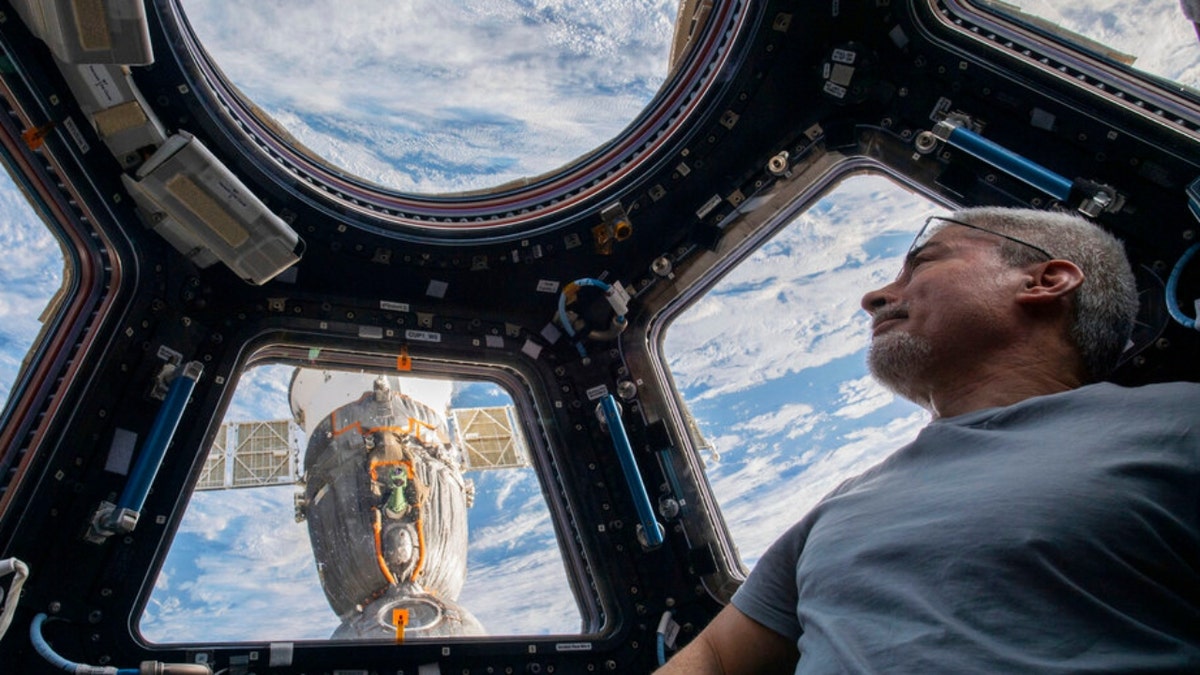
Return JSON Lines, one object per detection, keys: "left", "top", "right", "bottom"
{"left": 654, "top": 604, "right": 799, "bottom": 675}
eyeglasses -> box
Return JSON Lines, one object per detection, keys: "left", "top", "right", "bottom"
{"left": 907, "top": 216, "right": 1054, "bottom": 263}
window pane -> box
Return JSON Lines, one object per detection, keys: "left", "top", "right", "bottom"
{"left": 0, "top": 170, "right": 65, "bottom": 412}
{"left": 180, "top": 0, "right": 679, "bottom": 194}
{"left": 663, "top": 176, "right": 934, "bottom": 567}
{"left": 141, "top": 364, "right": 582, "bottom": 642}
{"left": 972, "top": 0, "right": 1200, "bottom": 90}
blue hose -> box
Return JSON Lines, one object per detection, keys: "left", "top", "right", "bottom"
{"left": 30, "top": 613, "right": 137, "bottom": 674}
{"left": 656, "top": 610, "right": 675, "bottom": 666}
{"left": 1166, "top": 241, "right": 1200, "bottom": 330}
{"left": 558, "top": 278, "right": 615, "bottom": 358}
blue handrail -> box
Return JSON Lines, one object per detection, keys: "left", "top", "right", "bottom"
{"left": 115, "top": 361, "right": 203, "bottom": 514}
{"left": 599, "top": 395, "right": 664, "bottom": 548}
{"left": 939, "top": 124, "right": 1073, "bottom": 201}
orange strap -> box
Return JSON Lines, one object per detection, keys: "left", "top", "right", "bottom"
{"left": 393, "top": 608, "right": 409, "bottom": 643}
{"left": 369, "top": 460, "right": 427, "bottom": 583}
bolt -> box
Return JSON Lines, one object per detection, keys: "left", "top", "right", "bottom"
{"left": 914, "top": 131, "right": 938, "bottom": 154}
{"left": 766, "top": 151, "right": 790, "bottom": 176}
{"left": 651, "top": 257, "right": 672, "bottom": 277}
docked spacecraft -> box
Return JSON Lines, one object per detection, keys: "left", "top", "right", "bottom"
{"left": 290, "top": 371, "right": 483, "bottom": 639}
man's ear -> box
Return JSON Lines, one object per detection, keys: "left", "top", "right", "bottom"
{"left": 1016, "top": 259, "right": 1085, "bottom": 304}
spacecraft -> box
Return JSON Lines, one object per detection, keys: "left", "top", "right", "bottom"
{"left": 289, "top": 370, "right": 484, "bottom": 640}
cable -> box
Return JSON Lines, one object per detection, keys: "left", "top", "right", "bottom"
{"left": 1166, "top": 241, "right": 1200, "bottom": 330}
{"left": 0, "top": 558, "right": 29, "bottom": 641}
{"left": 31, "top": 613, "right": 139, "bottom": 674}
{"left": 557, "top": 278, "right": 621, "bottom": 358}
{"left": 656, "top": 610, "right": 675, "bottom": 666}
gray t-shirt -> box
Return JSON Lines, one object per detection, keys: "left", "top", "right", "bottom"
{"left": 732, "top": 382, "right": 1200, "bottom": 673}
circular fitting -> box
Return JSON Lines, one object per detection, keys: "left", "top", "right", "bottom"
{"left": 617, "top": 380, "right": 638, "bottom": 400}
{"left": 914, "top": 131, "right": 939, "bottom": 154}
{"left": 766, "top": 151, "right": 790, "bottom": 177}
{"left": 651, "top": 256, "right": 673, "bottom": 277}
{"left": 595, "top": 399, "right": 620, "bottom": 426}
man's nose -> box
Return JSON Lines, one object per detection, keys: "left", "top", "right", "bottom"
{"left": 860, "top": 283, "right": 895, "bottom": 315}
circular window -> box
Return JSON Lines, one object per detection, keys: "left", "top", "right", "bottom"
{"left": 181, "top": 0, "right": 681, "bottom": 195}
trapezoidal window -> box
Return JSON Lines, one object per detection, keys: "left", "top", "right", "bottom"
{"left": 965, "top": 0, "right": 1200, "bottom": 92}
{"left": 179, "top": 0, "right": 681, "bottom": 194}
{"left": 0, "top": 165, "right": 67, "bottom": 414}
{"left": 661, "top": 175, "right": 936, "bottom": 569}
{"left": 140, "top": 363, "right": 583, "bottom": 642}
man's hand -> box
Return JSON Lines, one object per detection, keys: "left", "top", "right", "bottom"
{"left": 654, "top": 604, "right": 799, "bottom": 675}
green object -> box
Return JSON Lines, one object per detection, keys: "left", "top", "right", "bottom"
{"left": 386, "top": 469, "right": 409, "bottom": 514}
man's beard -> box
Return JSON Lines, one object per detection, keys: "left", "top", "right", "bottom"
{"left": 867, "top": 331, "right": 933, "bottom": 402}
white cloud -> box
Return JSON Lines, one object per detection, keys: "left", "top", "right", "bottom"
{"left": 1022, "top": 0, "right": 1200, "bottom": 88}
{"left": 711, "top": 410, "right": 929, "bottom": 567}
{"left": 664, "top": 176, "right": 941, "bottom": 401}
{"left": 180, "top": 0, "right": 678, "bottom": 192}
{"left": 835, "top": 375, "right": 894, "bottom": 420}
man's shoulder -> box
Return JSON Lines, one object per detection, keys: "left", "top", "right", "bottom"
{"left": 1082, "top": 380, "right": 1200, "bottom": 401}
{"left": 1045, "top": 380, "right": 1200, "bottom": 421}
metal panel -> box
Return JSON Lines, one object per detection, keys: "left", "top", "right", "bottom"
{"left": 196, "top": 419, "right": 299, "bottom": 490}
{"left": 451, "top": 406, "right": 528, "bottom": 470}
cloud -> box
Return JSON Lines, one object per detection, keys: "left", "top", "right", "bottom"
{"left": 181, "top": 0, "right": 679, "bottom": 192}
{"left": 664, "top": 176, "right": 941, "bottom": 401}
{"left": 710, "top": 410, "right": 929, "bottom": 567}
{"left": 0, "top": 178, "right": 65, "bottom": 406}
{"left": 834, "top": 375, "right": 894, "bottom": 420}
{"left": 664, "top": 175, "right": 938, "bottom": 567}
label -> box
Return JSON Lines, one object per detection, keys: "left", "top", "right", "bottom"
{"left": 105, "top": 428, "right": 137, "bottom": 476}
{"left": 426, "top": 280, "right": 448, "bottom": 299}
{"left": 831, "top": 48, "right": 856, "bottom": 65}
{"left": 63, "top": 117, "right": 90, "bottom": 153}
{"left": 696, "top": 194, "right": 722, "bottom": 219}
{"left": 555, "top": 642, "right": 593, "bottom": 653}
{"left": 823, "top": 81, "right": 847, "bottom": 99}
{"left": 585, "top": 384, "right": 609, "bottom": 401}
{"left": 380, "top": 300, "right": 410, "bottom": 312}
{"left": 84, "top": 64, "right": 123, "bottom": 107}
{"left": 536, "top": 279, "right": 560, "bottom": 293}
{"left": 405, "top": 329, "right": 441, "bottom": 343}
{"left": 268, "top": 643, "right": 294, "bottom": 667}
{"left": 521, "top": 339, "right": 543, "bottom": 359}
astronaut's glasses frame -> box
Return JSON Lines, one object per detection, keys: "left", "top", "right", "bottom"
{"left": 907, "top": 216, "right": 1055, "bottom": 263}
